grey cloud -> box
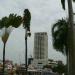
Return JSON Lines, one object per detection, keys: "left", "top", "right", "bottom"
{"left": 0, "top": 0, "right": 67, "bottom": 64}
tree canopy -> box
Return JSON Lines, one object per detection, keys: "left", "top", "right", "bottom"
{"left": 52, "top": 19, "right": 68, "bottom": 55}
{"left": 61, "top": 0, "right": 75, "bottom": 10}
{"left": 0, "top": 14, "right": 22, "bottom": 29}
{"left": 53, "top": 63, "right": 66, "bottom": 74}
{"left": 23, "top": 9, "right": 31, "bottom": 31}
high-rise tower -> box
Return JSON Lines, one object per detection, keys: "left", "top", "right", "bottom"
{"left": 33, "top": 32, "right": 48, "bottom": 69}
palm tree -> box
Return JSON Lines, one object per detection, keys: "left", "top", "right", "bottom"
{"left": 52, "top": 19, "right": 68, "bottom": 55}
{"left": 23, "top": 9, "right": 31, "bottom": 75}
{"left": 0, "top": 17, "right": 10, "bottom": 75}
{"left": 60, "top": 0, "right": 75, "bottom": 75}
{"left": 52, "top": 18, "right": 69, "bottom": 75}
{"left": 61, "top": 0, "right": 75, "bottom": 10}
{"left": 0, "top": 14, "right": 22, "bottom": 75}
{"left": 8, "top": 14, "right": 22, "bottom": 28}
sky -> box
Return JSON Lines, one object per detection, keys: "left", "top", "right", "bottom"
{"left": 0, "top": 0, "right": 72, "bottom": 64}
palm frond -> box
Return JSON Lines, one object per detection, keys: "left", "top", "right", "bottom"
{"left": 61, "top": 0, "right": 75, "bottom": 10}
{"left": 52, "top": 19, "right": 68, "bottom": 55}
{"left": 23, "top": 9, "right": 31, "bottom": 31}
{"left": 8, "top": 14, "right": 22, "bottom": 28}
{"left": 61, "top": 0, "right": 65, "bottom": 10}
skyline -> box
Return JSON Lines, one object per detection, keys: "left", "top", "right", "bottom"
{"left": 0, "top": 0, "right": 73, "bottom": 64}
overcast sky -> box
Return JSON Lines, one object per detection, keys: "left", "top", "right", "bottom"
{"left": 0, "top": 0, "right": 73, "bottom": 64}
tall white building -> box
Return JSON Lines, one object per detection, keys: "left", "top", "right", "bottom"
{"left": 33, "top": 32, "right": 48, "bottom": 69}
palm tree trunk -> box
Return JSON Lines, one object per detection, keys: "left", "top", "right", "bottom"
{"left": 65, "top": 43, "right": 68, "bottom": 75}
{"left": 67, "top": 0, "right": 75, "bottom": 75}
{"left": 3, "top": 42, "right": 6, "bottom": 75}
{"left": 25, "top": 28, "right": 28, "bottom": 75}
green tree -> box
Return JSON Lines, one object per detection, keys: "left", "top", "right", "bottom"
{"left": 52, "top": 19, "right": 68, "bottom": 55}
{"left": 59, "top": 0, "right": 75, "bottom": 75}
{"left": 52, "top": 18, "right": 69, "bottom": 75}
{"left": 8, "top": 14, "right": 22, "bottom": 28}
{"left": 23, "top": 9, "right": 31, "bottom": 75}
{"left": 0, "top": 14, "right": 22, "bottom": 75}
{"left": 61, "top": 0, "right": 75, "bottom": 10}
{"left": 53, "top": 63, "right": 66, "bottom": 75}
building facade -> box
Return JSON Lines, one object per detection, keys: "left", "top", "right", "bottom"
{"left": 33, "top": 32, "right": 48, "bottom": 69}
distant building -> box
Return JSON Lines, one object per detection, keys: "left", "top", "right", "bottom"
{"left": 57, "top": 61, "right": 63, "bottom": 64}
{"left": 48, "top": 59, "right": 64, "bottom": 68}
{"left": 5, "top": 60, "right": 13, "bottom": 65}
{"left": 33, "top": 32, "right": 48, "bottom": 69}
{"left": 48, "top": 59, "right": 58, "bottom": 68}
{"left": 28, "top": 58, "right": 33, "bottom": 65}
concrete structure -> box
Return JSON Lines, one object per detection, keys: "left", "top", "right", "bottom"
{"left": 17, "top": 69, "right": 58, "bottom": 75}
{"left": 28, "top": 58, "right": 33, "bottom": 65}
{"left": 33, "top": 32, "right": 48, "bottom": 69}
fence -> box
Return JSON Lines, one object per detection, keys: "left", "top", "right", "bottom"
{"left": 0, "top": 70, "right": 58, "bottom": 75}
{"left": 16, "top": 69, "right": 58, "bottom": 75}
